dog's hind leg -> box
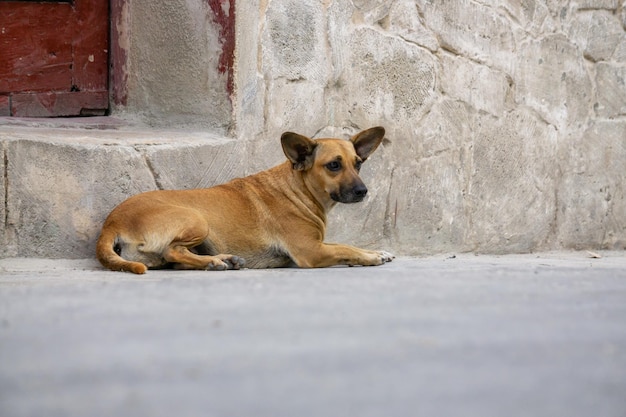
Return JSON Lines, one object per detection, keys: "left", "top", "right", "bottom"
{"left": 163, "top": 245, "right": 245, "bottom": 270}
{"left": 150, "top": 209, "right": 244, "bottom": 270}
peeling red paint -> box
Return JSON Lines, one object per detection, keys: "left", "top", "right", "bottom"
{"left": 207, "top": 0, "right": 236, "bottom": 96}
{"left": 110, "top": 0, "right": 129, "bottom": 107}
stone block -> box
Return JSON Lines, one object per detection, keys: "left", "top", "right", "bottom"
{"left": 6, "top": 140, "right": 156, "bottom": 258}
{"left": 3, "top": 132, "right": 243, "bottom": 259}
{"left": 568, "top": 10, "right": 623, "bottom": 62}
{"left": 500, "top": 0, "right": 552, "bottom": 35}
{"left": 331, "top": 27, "right": 438, "bottom": 128}
{"left": 387, "top": 156, "right": 471, "bottom": 255}
{"left": 440, "top": 54, "right": 513, "bottom": 116}
{"left": 383, "top": 99, "right": 558, "bottom": 255}
{"left": 373, "top": 99, "right": 474, "bottom": 254}
{"left": 515, "top": 34, "right": 592, "bottom": 131}
{"left": 262, "top": 0, "right": 328, "bottom": 84}
{"left": 263, "top": 78, "right": 327, "bottom": 144}
{"left": 416, "top": 99, "right": 474, "bottom": 159}
{"left": 418, "top": 0, "right": 515, "bottom": 72}
{"left": 595, "top": 63, "right": 626, "bottom": 118}
{"left": 141, "top": 139, "right": 246, "bottom": 190}
{"left": 468, "top": 108, "right": 558, "bottom": 253}
{"left": 379, "top": 0, "right": 439, "bottom": 52}
{"left": 557, "top": 121, "right": 626, "bottom": 249}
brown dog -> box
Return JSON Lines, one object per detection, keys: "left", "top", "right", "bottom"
{"left": 96, "top": 126, "right": 394, "bottom": 273}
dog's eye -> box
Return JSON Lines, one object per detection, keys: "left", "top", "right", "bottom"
{"left": 326, "top": 161, "right": 342, "bottom": 172}
{"left": 355, "top": 160, "right": 362, "bottom": 171}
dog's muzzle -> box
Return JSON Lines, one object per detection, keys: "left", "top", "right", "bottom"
{"left": 331, "top": 183, "right": 368, "bottom": 203}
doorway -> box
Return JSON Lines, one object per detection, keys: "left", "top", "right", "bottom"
{"left": 0, "top": 0, "right": 109, "bottom": 117}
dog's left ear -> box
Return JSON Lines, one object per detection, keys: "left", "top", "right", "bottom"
{"left": 281, "top": 132, "right": 318, "bottom": 171}
{"left": 351, "top": 126, "right": 385, "bottom": 161}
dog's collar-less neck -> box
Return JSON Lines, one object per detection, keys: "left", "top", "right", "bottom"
{"left": 276, "top": 162, "right": 329, "bottom": 220}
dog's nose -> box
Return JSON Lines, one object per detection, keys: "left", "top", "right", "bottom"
{"left": 353, "top": 185, "right": 368, "bottom": 198}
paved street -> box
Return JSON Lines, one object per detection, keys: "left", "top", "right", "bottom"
{"left": 1, "top": 253, "right": 625, "bottom": 417}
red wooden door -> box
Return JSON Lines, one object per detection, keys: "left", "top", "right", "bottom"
{"left": 0, "top": 0, "right": 109, "bottom": 117}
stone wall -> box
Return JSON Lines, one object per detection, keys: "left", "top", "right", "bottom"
{"left": 1, "top": 0, "right": 624, "bottom": 259}
{"left": 235, "top": 0, "right": 626, "bottom": 254}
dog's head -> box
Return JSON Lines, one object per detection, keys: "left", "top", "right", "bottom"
{"left": 281, "top": 127, "right": 385, "bottom": 205}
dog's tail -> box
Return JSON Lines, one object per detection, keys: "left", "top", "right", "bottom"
{"left": 96, "top": 228, "right": 148, "bottom": 274}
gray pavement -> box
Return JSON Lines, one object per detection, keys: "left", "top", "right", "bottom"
{"left": 1, "top": 253, "right": 625, "bottom": 417}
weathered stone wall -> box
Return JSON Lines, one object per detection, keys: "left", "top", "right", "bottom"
{"left": 1, "top": 0, "right": 624, "bottom": 259}
{"left": 235, "top": 0, "right": 626, "bottom": 254}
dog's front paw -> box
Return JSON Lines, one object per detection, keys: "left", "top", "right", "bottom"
{"left": 378, "top": 251, "right": 395, "bottom": 264}
{"left": 208, "top": 254, "right": 245, "bottom": 270}
{"left": 223, "top": 255, "right": 246, "bottom": 270}
{"left": 358, "top": 250, "right": 395, "bottom": 266}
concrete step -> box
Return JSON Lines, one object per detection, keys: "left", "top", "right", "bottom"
{"left": 1, "top": 119, "right": 245, "bottom": 258}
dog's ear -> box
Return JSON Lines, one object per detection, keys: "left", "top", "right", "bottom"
{"left": 351, "top": 126, "right": 385, "bottom": 161}
{"left": 281, "top": 132, "right": 318, "bottom": 171}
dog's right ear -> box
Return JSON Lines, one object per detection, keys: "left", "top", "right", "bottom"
{"left": 351, "top": 126, "right": 385, "bottom": 162}
{"left": 281, "top": 132, "right": 318, "bottom": 171}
